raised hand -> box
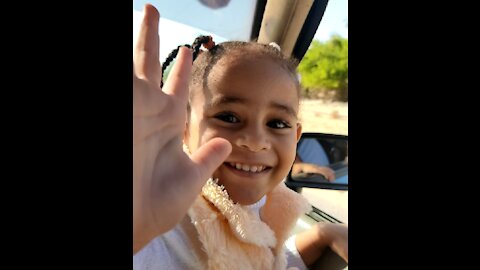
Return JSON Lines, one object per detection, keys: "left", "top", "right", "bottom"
{"left": 133, "top": 4, "right": 231, "bottom": 253}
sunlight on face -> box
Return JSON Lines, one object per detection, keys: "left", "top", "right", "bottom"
{"left": 186, "top": 55, "right": 301, "bottom": 205}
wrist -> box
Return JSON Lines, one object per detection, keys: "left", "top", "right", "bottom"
{"left": 133, "top": 216, "right": 159, "bottom": 254}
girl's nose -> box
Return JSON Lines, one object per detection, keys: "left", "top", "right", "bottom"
{"left": 236, "top": 125, "right": 271, "bottom": 152}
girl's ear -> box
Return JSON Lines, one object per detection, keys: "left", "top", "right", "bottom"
{"left": 296, "top": 122, "right": 302, "bottom": 142}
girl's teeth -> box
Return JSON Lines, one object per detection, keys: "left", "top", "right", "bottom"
{"left": 229, "top": 162, "right": 265, "bottom": 173}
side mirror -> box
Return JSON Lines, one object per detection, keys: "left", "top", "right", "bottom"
{"left": 286, "top": 133, "right": 348, "bottom": 191}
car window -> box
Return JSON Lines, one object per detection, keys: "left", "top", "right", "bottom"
{"left": 133, "top": 0, "right": 258, "bottom": 64}
{"left": 296, "top": 0, "right": 348, "bottom": 224}
{"left": 292, "top": 0, "right": 348, "bottom": 224}
{"left": 134, "top": 0, "right": 257, "bottom": 41}
{"left": 133, "top": 5, "right": 228, "bottom": 64}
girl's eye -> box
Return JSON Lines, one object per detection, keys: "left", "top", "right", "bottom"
{"left": 215, "top": 112, "right": 240, "bottom": 123}
{"left": 267, "top": 120, "right": 291, "bottom": 129}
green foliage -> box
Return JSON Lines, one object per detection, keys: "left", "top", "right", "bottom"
{"left": 297, "top": 35, "right": 348, "bottom": 101}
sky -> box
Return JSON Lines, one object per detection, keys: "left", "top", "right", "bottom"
{"left": 314, "top": 0, "right": 348, "bottom": 41}
{"left": 133, "top": 0, "right": 348, "bottom": 62}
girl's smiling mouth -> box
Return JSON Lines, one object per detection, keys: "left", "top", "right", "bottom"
{"left": 223, "top": 162, "right": 272, "bottom": 176}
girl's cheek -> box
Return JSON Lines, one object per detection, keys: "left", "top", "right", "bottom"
{"left": 200, "top": 128, "right": 226, "bottom": 144}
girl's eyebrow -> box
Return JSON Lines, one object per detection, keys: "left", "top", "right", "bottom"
{"left": 209, "top": 96, "right": 247, "bottom": 107}
{"left": 270, "top": 101, "right": 298, "bottom": 119}
{"left": 208, "top": 95, "right": 298, "bottom": 119}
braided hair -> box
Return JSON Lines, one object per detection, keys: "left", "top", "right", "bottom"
{"left": 161, "top": 35, "right": 299, "bottom": 97}
{"left": 161, "top": 35, "right": 215, "bottom": 87}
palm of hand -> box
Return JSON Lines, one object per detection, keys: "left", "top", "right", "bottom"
{"left": 133, "top": 4, "right": 231, "bottom": 253}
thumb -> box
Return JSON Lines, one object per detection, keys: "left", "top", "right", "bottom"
{"left": 190, "top": 138, "right": 232, "bottom": 183}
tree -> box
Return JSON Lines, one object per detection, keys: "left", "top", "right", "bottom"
{"left": 297, "top": 35, "right": 348, "bottom": 101}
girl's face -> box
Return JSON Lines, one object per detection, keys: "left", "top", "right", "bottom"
{"left": 186, "top": 55, "right": 302, "bottom": 205}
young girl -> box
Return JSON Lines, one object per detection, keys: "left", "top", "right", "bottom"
{"left": 133, "top": 4, "right": 347, "bottom": 269}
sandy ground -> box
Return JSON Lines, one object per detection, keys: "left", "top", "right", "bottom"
{"left": 299, "top": 99, "right": 348, "bottom": 135}
{"left": 297, "top": 100, "right": 348, "bottom": 224}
